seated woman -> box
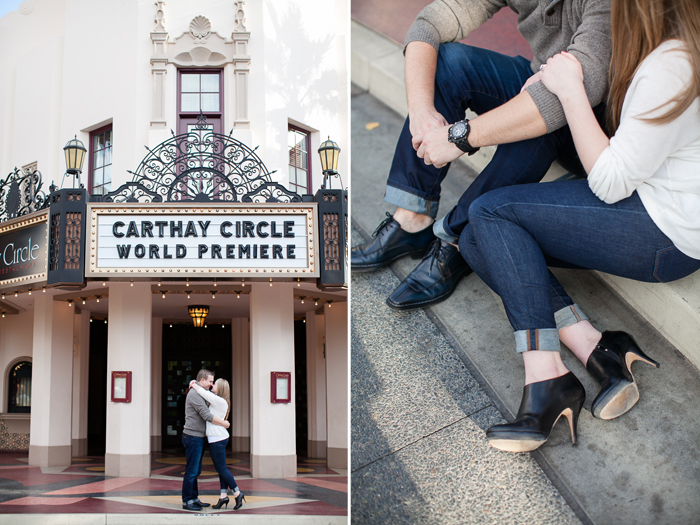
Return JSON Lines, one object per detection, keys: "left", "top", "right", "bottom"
{"left": 190, "top": 378, "right": 246, "bottom": 509}
{"left": 458, "top": 0, "right": 700, "bottom": 452}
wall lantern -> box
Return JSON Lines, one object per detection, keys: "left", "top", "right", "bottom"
{"left": 318, "top": 137, "right": 341, "bottom": 189}
{"left": 188, "top": 304, "right": 209, "bottom": 327}
{"left": 63, "top": 135, "right": 87, "bottom": 188}
{"left": 314, "top": 136, "right": 347, "bottom": 290}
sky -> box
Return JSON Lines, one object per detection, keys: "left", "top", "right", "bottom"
{"left": 0, "top": 0, "right": 23, "bottom": 19}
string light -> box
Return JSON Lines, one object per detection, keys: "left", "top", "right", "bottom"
{"left": 187, "top": 292, "right": 191, "bottom": 299}
{"left": 14, "top": 292, "right": 18, "bottom": 297}
{"left": 170, "top": 323, "right": 173, "bottom": 328}
{"left": 81, "top": 298, "right": 86, "bottom": 305}
{"left": 186, "top": 278, "right": 190, "bottom": 287}
{"left": 28, "top": 289, "right": 32, "bottom": 296}
{"left": 130, "top": 280, "right": 134, "bottom": 286}
{"left": 68, "top": 300, "right": 73, "bottom": 307}
{"left": 222, "top": 324, "right": 225, "bottom": 328}
{"left": 90, "top": 318, "right": 93, "bottom": 323}
{"left": 2, "top": 294, "right": 5, "bottom": 300}
{"left": 214, "top": 279, "right": 217, "bottom": 287}
{"left": 297, "top": 278, "right": 301, "bottom": 287}
{"left": 328, "top": 301, "right": 333, "bottom": 308}
{"left": 43, "top": 287, "right": 46, "bottom": 293}
{"left": 300, "top": 297, "right": 305, "bottom": 304}
{"left": 237, "top": 292, "right": 240, "bottom": 299}
{"left": 96, "top": 296, "right": 100, "bottom": 303}
{"left": 314, "top": 299, "right": 318, "bottom": 306}
{"left": 102, "top": 281, "right": 106, "bottom": 286}
{"left": 269, "top": 278, "right": 273, "bottom": 287}
{"left": 158, "top": 280, "right": 161, "bottom": 287}
{"left": 105, "top": 319, "right": 107, "bottom": 324}
{"left": 212, "top": 292, "right": 216, "bottom": 299}
{"left": 242, "top": 279, "right": 245, "bottom": 287}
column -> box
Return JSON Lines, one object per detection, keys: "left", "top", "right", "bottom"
{"left": 71, "top": 310, "right": 90, "bottom": 457}
{"left": 231, "top": 317, "right": 250, "bottom": 452}
{"left": 150, "top": 317, "right": 162, "bottom": 452}
{"left": 105, "top": 283, "right": 152, "bottom": 478}
{"left": 249, "top": 283, "right": 296, "bottom": 478}
{"left": 306, "top": 311, "right": 327, "bottom": 458}
{"left": 325, "top": 301, "right": 348, "bottom": 469}
{"left": 28, "top": 295, "right": 74, "bottom": 467}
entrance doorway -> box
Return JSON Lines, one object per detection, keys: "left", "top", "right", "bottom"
{"left": 87, "top": 320, "right": 108, "bottom": 455}
{"left": 161, "top": 323, "right": 232, "bottom": 450}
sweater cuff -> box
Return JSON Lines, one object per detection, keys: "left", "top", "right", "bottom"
{"left": 404, "top": 20, "right": 441, "bottom": 54}
{"left": 525, "top": 82, "right": 567, "bottom": 133}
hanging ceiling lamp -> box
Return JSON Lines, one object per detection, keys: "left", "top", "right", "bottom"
{"left": 188, "top": 305, "right": 209, "bottom": 328}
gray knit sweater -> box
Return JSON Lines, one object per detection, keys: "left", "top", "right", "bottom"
{"left": 405, "top": 0, "right": 611, "bottom": 132}
{"left": 183, "top": 387, "right": 214, "bottom": 437}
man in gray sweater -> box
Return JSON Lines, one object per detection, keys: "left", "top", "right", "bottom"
{"left": 351, "top": 0, "right": 612, "bottom": 310}
{"left": 181, "top": 369, "right": 230, "bottom": 511}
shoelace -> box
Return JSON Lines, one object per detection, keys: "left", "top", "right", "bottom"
{"left": 422, "top": 238, "right": 444, "bottom": 272}
{"left": 372, "top": 212, "right": 395, "bottom": 237}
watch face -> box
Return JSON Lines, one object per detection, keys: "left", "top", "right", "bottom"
{"left": 451, "top": 121, "right": 467, "bottom": 140}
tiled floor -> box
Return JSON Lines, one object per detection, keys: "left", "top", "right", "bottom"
{"left": 0, "top": 452, "right": 347, "bottom": 517}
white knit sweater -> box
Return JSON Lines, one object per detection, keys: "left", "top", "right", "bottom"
{"left": 588, "top": 40, "right": 700, "bottom": 259}
{"left": 192, "top": 384, "right": 229, "bottom": 443}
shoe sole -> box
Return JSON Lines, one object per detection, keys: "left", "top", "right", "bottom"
{"left": 351, "top": 250, "right": 426, "bottom": 273}
{"left": 594, "top": 380, "right": 639, "bottom": 420}
{"left": 487, "top": 408, "right": 577, "bottom": 453}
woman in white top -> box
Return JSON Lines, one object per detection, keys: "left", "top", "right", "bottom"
{"left": 455, "top": 0, "right": 700, "bottom": 452}
{"left": 190, "top": 378, "right": 245, "bottom": 510}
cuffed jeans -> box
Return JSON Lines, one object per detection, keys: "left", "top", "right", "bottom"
{"left": 209, "top": 438, "right": 239, "bottom": 493}
{"left": 182, "top": 433, "right": 206, "bottom": 502}
{"left": 459, "top": 181, "right": 700, "bottom": 353}
{"left": 385, "top": 43, "right": 604, "bottom": 242}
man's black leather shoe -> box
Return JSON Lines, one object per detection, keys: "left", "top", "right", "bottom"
{"left": 183, "top": 500, "right": 203, "bottom": 511}
{"left": 386, "top": 240, "right": 471, "bottom": 310}
{"left": 194, "top": 498, "right": 211, "bottom": 507}
{"left": 352, "top": 213, "right": 435, "bottom": 272}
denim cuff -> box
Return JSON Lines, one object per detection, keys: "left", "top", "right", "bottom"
{"left": 554, "top": 304, "right": 589, "bottom": 331}
{"left": 433, "top": 212, "right": 458, "bottom": 244}
{"left": 385, "top": 185, "right": 439, "bottom": 218}
{"left": 514, "top": 328, "right": 560, "bottom": 353}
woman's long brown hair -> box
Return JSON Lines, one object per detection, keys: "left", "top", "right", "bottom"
{"left": 607, "top": 0, "right": 700, "bottom": 134}
{"left": 215, "top": 378, "right": 231, "bottom": 419}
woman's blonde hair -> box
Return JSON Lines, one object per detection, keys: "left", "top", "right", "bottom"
{"left": 607, "top": 0, "right": 700, "bottom": 134}
{"left": 215, "top": 378, "right": 231, "bottom": 419}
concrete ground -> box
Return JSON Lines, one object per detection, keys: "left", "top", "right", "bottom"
{"left": 349, "top": 83, "right": 700, "bottom": 525}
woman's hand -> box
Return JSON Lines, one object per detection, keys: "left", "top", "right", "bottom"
{"left": 520, "top": 71, "right": 543, "bottom": 93}
{"left": 539, "top": 51, "right": 585, "bottom": 99}
{"left": 189, "top": 380, "right": 197, "bottom": 389}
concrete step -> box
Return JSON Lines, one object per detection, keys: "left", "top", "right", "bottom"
{"left": 351, "top": 19, "right": 700, "bottom": 369}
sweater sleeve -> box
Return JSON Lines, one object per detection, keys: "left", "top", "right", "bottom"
{"left": 588, "top": 45, "right": 700, "bottom": 203}
{"left": 189, "top": 391, "right": 214, "bottom": 423}
{"left": 404, "top": 0, "right": 505, "bottom": 51}
{"left": 193, "top": 385, "right": 227, "bottom": 414}
{"left": 526, "top": 0, "right": 611, "bottom": 132}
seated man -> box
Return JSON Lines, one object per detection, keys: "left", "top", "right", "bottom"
{"left": 351, "top": 0, "right": 611, "bottom": 310}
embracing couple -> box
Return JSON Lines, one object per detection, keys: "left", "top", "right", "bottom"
{"left": 181, "top": 369, "right": 246, "bottom": 511}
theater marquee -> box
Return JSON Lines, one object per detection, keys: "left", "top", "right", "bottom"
{"left": 0, "top": 211, "right": 49, "bottom": 288}
{"left": 86, "top": 203, "right": 319, "bottom": 278}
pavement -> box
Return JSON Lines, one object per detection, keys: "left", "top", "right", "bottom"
{"left": 0, "top": 451, "right": 347, "bottom": 524}
{"left": 349, "top": 78, "right": 700, "bottom": 524}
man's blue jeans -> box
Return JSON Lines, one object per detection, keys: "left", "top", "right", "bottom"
{"left": 182, "top": 433, "right": 205, "bottom": 502}
{"left": 208, "top": 438, "right": 239, "bottom": 493}
{"left": 459, "top": 181, "right": 700, "bottom": 353}
{"left": 385, "top": 43, "right": 603, "bottom": 242}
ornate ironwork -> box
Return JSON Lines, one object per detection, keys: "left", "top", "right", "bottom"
{"left": 242, "top": 182, "right": 303, "bottom": 203}
{"left": 122, "top": 115, "right": 281, "bottom": 203}
{"left": 0, "top": 167, "right": 50, "bottom": 222}
{"left": 92, "top": 182, "right": 164, "bottom": 203}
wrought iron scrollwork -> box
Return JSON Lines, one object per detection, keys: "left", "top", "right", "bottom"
{"left": 242, "top": 182, "right": 303, "bottom": 203}
{"left": 92, "top": 182, "right": 164, "bottom": 203}
{"left": 0, "top": 167, "right": 49, "bottom": 222}
{"left": 124, "top": 115, "right": 282, "bottom": 203}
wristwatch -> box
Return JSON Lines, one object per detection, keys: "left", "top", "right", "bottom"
{"left": 448, "top": 119, "right": 480, "bottom": 156}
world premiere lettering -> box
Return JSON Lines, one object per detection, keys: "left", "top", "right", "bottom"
{"left": 111, "top": 219, "right": 297, "bottom": 260}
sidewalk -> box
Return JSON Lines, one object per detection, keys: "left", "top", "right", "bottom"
{"left": 349, "top": 79, "right": 700, "bottom": 525}
{"left": 0, "top": 451, "right": 347, "bottom": 524}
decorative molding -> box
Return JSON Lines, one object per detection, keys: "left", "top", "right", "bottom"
{"left": 149, "top": 5, "right": 251, "bottom": 128}
{"left": 189, "top": 15, "right": 211, "bottom": 44}
{"left": 154, "top": 1, "right": 166, "bottom": 31}
{"left": 234, "top": 2, "right": 246, "bottom": 32}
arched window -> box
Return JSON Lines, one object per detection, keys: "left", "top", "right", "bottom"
{"left": 8, "top": 361, "right": 31, "bottom": 413}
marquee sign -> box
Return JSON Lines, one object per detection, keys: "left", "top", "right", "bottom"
{"left": 0, "top": 211, "right": 48, "bottom": 288}
{"left": 86, "top": 203, "right": 319, "bottom": 278}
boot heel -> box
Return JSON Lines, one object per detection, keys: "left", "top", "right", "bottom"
{"left": 562, "top": 396, "right": 584, "bottom": 445}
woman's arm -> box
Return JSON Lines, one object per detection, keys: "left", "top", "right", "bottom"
{"left": 190, "top": 382, "right": 229, "bottom": 427}
{"left": 539, "top": 52, "right": 610, "bottom": 173}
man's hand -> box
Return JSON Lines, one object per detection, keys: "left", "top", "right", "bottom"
{"left": 416, "top": 125, "right": 464, "bottom": 168}
{"left": 223, "top": 421, "right": 230, "bottom": 429}
{"left": 409, "top": 106, "right": 449, "bottom": 151}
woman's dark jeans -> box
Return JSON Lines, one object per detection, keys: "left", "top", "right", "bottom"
{"left": 459, "top": 180, "right": 700, "bottom": 353}
{"left": 385, "top": 42, "right": 602, "bottom": 242}
{"left": 209, "top": 438, "right": 239, "bottom": 493}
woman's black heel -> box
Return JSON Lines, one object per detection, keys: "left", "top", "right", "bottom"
{"left": 234, "top": 492, "right": 246, "bottom": 510}
{"left": 486, "top": 371, "right": 585, "bottom": 452}
{"left": 586, "top": 331, "right": 660, "bottom": 420}
{"left": 212, "top": 496, "right": 229, "bottom": 510}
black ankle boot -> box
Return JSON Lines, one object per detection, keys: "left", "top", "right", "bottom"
{"left": 234, "top": 491, "right": 246, "bottom": 510}
{"left": 486, "top": 372, "right": 585, "bottom": 452}
{"left": 586, "top": 331, "right": 660, "bottom": 420}
{"left": 212, "top": 496, "right": 229, "bottom": 509}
